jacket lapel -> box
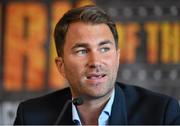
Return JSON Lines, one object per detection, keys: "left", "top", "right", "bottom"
{"left": 56, "top": 89, "right": 75, "bottom": 125}
{"left": 57, "top": 84, "right": 128, "bottom": 125}
{"left": 58, "top": 102, "right": 75, "bottom": 125}
{"left": 109, "top": 83, "right": 128, "bottom": 125}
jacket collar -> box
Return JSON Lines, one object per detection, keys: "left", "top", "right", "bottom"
{"left": 58, "top": 83, "right": 128, "bottom": 125}
{"left": 58, "top": 103, "right": 75, "bottom": 125}
{"left": 56, "top": 88, "right": 75, "bottom": 125}
{"left": 109, "top": 83, "right": 128, "bottom": 125}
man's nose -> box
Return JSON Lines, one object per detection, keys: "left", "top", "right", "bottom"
{"left": 87, "top": 52, "right": 101, "bottom": 68}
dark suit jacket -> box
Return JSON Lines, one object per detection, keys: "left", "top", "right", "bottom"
{"left": 14, "top": 82, "right": 180, "bottom": 125}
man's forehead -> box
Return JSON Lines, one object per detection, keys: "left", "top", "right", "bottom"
{"left": 64, "top": 21, "right": 116, "bottom": 48}
{"left": 68, "top": 21, "right": 109, "bottom": 30}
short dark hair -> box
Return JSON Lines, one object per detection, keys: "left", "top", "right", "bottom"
{"left": 54, "top": 5, "right": 118, "bottom": 57}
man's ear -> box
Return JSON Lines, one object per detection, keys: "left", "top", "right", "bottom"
{"left": 55, "top": 57, "right": 66, "bottom": 78}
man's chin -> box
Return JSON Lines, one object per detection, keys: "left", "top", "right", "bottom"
{"left": 83, "top": 90, "right": 113, "bottom": 100}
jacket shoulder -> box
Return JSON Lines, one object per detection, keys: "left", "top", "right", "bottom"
{"left": 116, "top": 82, "right": 180, "bottom": 124}
{"left": 14, "top": 87, "right": 71, "bottom": 124}
{"left": 21, "top": 87, "right": 71, "bottom": 106}
{"left": 116, "top": 82, "right": 172, "bottom": 101}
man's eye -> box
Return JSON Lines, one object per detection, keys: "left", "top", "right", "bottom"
{"left": 76, "top": 49, "right": 88, "bottom": 55}
{"left": 100, "top": 47, "right": 110, "bottom": 53}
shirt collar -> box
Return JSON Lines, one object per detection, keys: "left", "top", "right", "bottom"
{"left": 72, "top": 102, "right": 82, "bottom": 125}
{"left": 72, "top": 89, "right": 115, "bottom": 125}
{"left": 101, "top": 89, "right": 115, "bottom": 116}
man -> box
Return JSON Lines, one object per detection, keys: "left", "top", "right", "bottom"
{"left": 14, "top": 5, "right": 180, "bottom": 125}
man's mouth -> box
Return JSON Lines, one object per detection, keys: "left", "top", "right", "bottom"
{"left": 86, "top": 74, "right": 106, "bottom": 80}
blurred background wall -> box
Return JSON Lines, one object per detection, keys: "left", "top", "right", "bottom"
{"left": 0, "top": 0, "right": 180, "bottom": 124}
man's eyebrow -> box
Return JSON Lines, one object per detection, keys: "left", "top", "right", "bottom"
{"left": 71, "top": 43, "right": 89, "bottom": 50}
{"left": 99, "top": 40, "right": 113, "bottom": 46}
{"left": 71, "top": 40, "right": 113, "bottom": 50}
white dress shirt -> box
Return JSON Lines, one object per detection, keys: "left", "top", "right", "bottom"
{"left": 72, "top": 89, "right": 115, "bottom": 126}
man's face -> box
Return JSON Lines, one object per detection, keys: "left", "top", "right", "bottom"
{"left": 56, "top": 22, "right": 120, "bottom": 100}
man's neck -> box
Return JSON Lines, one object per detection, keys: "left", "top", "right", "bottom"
{"left": 76, "top": 90, "right": 114, "bottom": 125}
